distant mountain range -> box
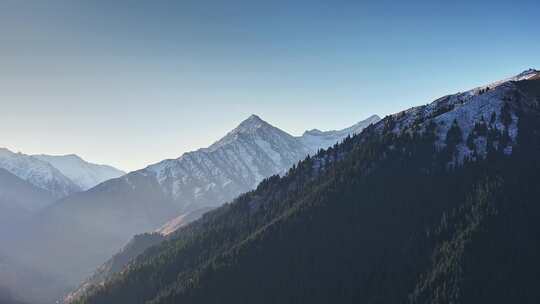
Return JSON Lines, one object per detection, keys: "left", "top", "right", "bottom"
{"left": 3, "top": 115, "right": 379, "bottom": 304}
{"left": 69, "top": 69, "right": 540, "bottom": 304}
{"left": 0, "top": 148, "right": 81, "bottom": 199}
{"left": 0, "top": 148, "right": 125, "bottom": 199}
{"left": 0, "top": 151, "right": 125, "bottom": 303}
{"left": 32, "top": 154, "right": 125, "bottom": 191}
{"left": 0, "top": 150, "right": 124, "bottom": 243}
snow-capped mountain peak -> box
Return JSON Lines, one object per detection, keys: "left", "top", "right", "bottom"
{"left": 0, "top": 148, "right": 81, "bottom": 199}
{"left": 140, "top": 114, "right": 379, "bottom": 213}
{"left": 230, "top": 114, "right": 269, "bottom": 133}
{"left": 239, "top": 114, "right": 266, "bottom": 129}
{"left": 0, "top": 148, "right": 125, "bottom": 199}
{"left": 33, "top": 154, "right": 125, "bottom": 190}
{"left": 206, "top": 114, "right": 281, "bottom": 150}
{"left": 144, "top": 115, "right": 310, "bottom": 205}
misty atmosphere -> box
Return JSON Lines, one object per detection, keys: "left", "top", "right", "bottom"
{"left": 1, "top": 1, "right": 540, "bottom": 304}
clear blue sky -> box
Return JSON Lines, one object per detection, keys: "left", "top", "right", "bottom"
{"left": 1, "top": 0, "right": 538, "bottom": 171}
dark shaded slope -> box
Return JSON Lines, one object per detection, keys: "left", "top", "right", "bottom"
{"left": 72, "top": 133, "right": 363, "bottom": 303}
{"left": 0, "top": 286, "right": 28, "bottom": 304}
{"left": 76, "top": 78, "right": 540, "bottom": 304}
{"left": 411, "top": 111, "right": 540, "bottom": 303}
{"left": 65, "top": 207, "right": 214, "bottom": 303}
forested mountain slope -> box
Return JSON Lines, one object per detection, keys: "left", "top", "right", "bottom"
{"left": 74, "top": 72, "right": 540, "bottom": 304}
{"left": 62, "top": 116, "right": 379, "bottom": 303}
{"left": 3, "top": 114, "right": 377, "bottom": 304}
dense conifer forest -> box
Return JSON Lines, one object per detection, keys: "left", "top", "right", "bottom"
{"left": 74, "top": 78, "right": 540, "bottom": 304}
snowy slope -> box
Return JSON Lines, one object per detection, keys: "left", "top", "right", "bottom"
{"left": 141, "top": 114, "right": 379, "bottom": 212}
{"left": 0, "top": 148, "right": 81, "bottom": 199}
{"left": 143, "top": 115, "right": 310, "bottom": 207}
{"left": 299, "top": 115, "right": 381, "bottom": 152}
{"left": 33, "top": 154, "right": 125, "bottom": 190}
{"left": 371, "top": 68, "right": 539, "bottom": 164}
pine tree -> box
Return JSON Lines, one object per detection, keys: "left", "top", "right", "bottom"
{"left": 445, "top": 120, "right": 463, "bottom": 162}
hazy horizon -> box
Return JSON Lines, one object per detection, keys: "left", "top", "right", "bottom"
{"left": 1, "top": 0, "right": 539, "bottom": 171}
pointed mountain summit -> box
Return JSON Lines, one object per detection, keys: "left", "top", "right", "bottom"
{"left": 145, "top": 114, "right": 310, "bottom": 206}
{"left": 236, "top": 114, "right": 266, "bottom": 129}
{"left": 217, "top": 114, "right": 268, "bottom": 138}
{"left": 207, "top": 114, "right": 303, "bottom": 153}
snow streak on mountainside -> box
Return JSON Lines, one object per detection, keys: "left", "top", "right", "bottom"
{"left": 135, "top": 114, "right": 380, "bottom": 213}
{"left": 143, "top": 115, "right": 308, "bottom": 210}
{"left": 33, "top": 154, "right": 125, "bottom": 190}
{"left": 0, "top": 148, "right": 81, "bottom": 199}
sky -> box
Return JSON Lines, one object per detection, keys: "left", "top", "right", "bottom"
{"left": 1, "top": 0, "right": 539, "bottom": 171}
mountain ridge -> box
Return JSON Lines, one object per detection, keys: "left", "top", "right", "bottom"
{"left": 69, "top": 69, "right": 540, "bottom": 304}
{"left": 33, "top": 154, "right": 125, "bottom": 191}
{"left": 0, "top": 148, "right": 81, "bottom": 199}
{"left": 0, "top": 148, "right": 125, "bottom": 199}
